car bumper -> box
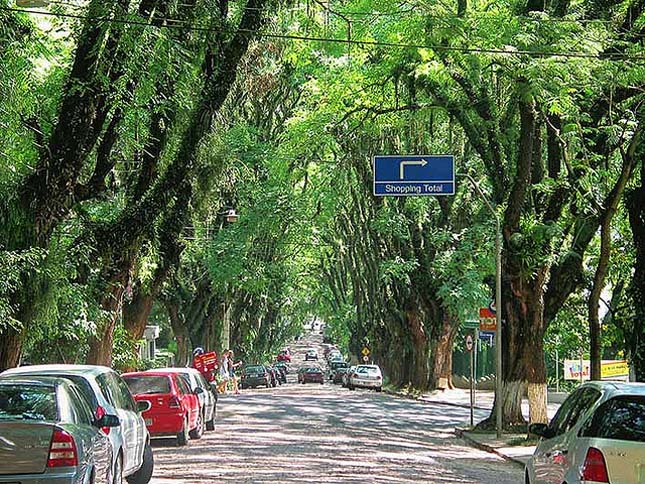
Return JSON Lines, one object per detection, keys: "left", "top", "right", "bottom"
{"left": 144, "top": 411, "right": 184, "bottom": 436}
{"left": 0, "top": 467, "right": 83, "bottom": 483}
{"left": 303, "top": 377, "right": 323, "bottom": 383}
{"left": 241, "top": 377, "right": 268, "bottom": 387}
{"left": 352, "top": 379, "right": 381, "bottom": 388}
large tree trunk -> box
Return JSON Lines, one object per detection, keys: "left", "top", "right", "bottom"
{"left": 407, "top": 308, "right": 430, "bottom": 390}
{"left": 430, "top": 312, "right": 459, "bottom": 390}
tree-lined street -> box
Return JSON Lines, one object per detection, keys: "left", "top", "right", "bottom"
{"left": 149, "top": 335, "right": 521, "bottom": 484}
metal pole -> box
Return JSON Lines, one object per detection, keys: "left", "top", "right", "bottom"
{"left": 555, "top": 348, "right": 559, "bottom": 393}
{"left": 470, "top": 340, "right": 475, "bottom": 427}
{"left": 458, "top": 173, "right": 503, "bottom": 438}
{"left": 495, "top": 223, "right": 503, "bottom": 438}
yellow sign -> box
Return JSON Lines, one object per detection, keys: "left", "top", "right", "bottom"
{"left": 361, "top": 347, "right": 370, "bottom": 356}
{"left": 601, "top": 360, "right": 629, "bottom": 379}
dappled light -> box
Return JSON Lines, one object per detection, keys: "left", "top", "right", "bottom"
{"left": 150, "top": 384, "right": 521, "bottom": 483}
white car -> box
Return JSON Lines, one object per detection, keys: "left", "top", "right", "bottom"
{"left": 348, "top": 365, "right": 383, "bottom": 392}
{"left": 305, "top": 349, "right": 318, "bottom": 361}
{"left": 152, "top": 367, "right": 217, "bottom": 430}
{"left": 2, "top": 364, "right": 153, "bottom": 484}
{"left": 525, "top": 381, "right": 645, "bottom": 484}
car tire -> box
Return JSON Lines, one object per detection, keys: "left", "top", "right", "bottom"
{"left": 376, "top": 387, "right": 382, "bottom": 392}
{"left": 189, "top": 411, "right": 204, "bottom": 440}
{"left": 126, "top": 443, "right": 153, "bottom": 484}
{"left": 348, "top": 385, "right": 355, "bottom": 390}
{"left": 112, "top": 453, "right": 124, "bottom": 484}
{"left": 206, "top": 407, "right": 215, "bottom": 431}
{"left": 176, "top": 417, "right": 189, "bottom": 446}
{"left": 525, "top": 471, "right": 530, "bottom": 484}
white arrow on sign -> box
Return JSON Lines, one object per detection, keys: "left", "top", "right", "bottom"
{"left": 399, "top": 159, "right": 428, "bottom": 180}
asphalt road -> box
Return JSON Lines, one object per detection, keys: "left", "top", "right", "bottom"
{"left": 148, "top": 332, "right": 524, "bottom": 483}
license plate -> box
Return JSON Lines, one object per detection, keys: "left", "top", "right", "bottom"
{"left": 144, "top": 418, "right": 153, "bottom": 426}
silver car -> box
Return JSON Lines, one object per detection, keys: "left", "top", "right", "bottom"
{"left": 526, "top": 381, "right": 645, "bottom": 484}
{"left": 2, "top": 365, "right": 153, "bottom": 484}
{"left": 0, "top": 377, "right": 115, "bottom": 483}
{"left": 347, "top": 365, "right": 383, "bottom": 392}
{"left": 150, "top": 368, "right": 217, "bottom": 431}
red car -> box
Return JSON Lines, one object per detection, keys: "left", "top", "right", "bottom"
{"left": 277, "top": 349, "right": 291, "bottom": 362}
{"left": 123, "top": 371, "right": 202, "bottom": 446}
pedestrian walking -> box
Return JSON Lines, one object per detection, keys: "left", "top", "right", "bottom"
{"left": 218, "top": 350, "right": 230, "bottom": 394}
{"left": 227, "top": 350, "right": 243, "bottom": 394}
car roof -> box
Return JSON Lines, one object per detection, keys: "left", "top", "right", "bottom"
{"left": 150, "top": 367, "right": 199, "bottom": 375}
{"left": 356, "top": 365, "right": 380, "bottom": 370}
{"left": 581, "top": 380, "right": 645, "bottom": 396}
{"left": 2, "top": 364, "right": 114, "bottom": 378}
{"left": 0, "top": 375, "right": 72, "bottom": 387}
{"left": 122, "top": 371, "right": 173, "bottom": 378}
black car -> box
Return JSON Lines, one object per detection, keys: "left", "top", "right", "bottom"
{"left": 332, "top": 367, "right": 349, "bottom": 384}
{"left": 240, "top": 365, "right": 270, "bottom": 389}
{"left": 329, "top": 361, "right": 348, "bottom": 379}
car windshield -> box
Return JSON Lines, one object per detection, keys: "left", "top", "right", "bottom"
{"left": 305, "top": 368, "right": 321, "bottom": 373}
{"left": 0, "top": 384, "right": 58, "bottom": 421}
{"left": 123, "top": 375, "right": 170, "bottom": 395}
{"left": 581, "top": 395, "right": 645, "bottom": 442}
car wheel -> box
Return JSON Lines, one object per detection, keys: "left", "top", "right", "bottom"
{"left": 348, "top": 385, "right": 355, "bottom": 390}
{"left": 189, "top": 411, "right": 204, "bottom": 440}
{"left": 206, "top": 407, "right": 215, "bottom": 431}
{"left": 176, "top": 417, "right": 189, "bottom": 446}
{"left": 525, "top": 470, "right": 530, "bottom": 484}
{"left": 376, "top": 387, "right": 382, "bottom": 392}
{"left": 126, "top": 443, "right": 153, "bottom": 484}
{"left": 112, "top": 453, "right": 123, "bottom": 484}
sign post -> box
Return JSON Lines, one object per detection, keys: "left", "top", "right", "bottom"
{"left": 465, "top": 334, "right": 475, "bottom": 427}
{"left": 373, "top": 155, "right": 455, "bottom": 196}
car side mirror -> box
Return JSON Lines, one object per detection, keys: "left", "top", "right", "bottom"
{"left": 95, "top": 414, "right": 120, "bottom": 428}
{"left": 528, "top": 423, "right": 553, "bottom": 439}
{"left": 136, "top": 400, "right": 151, "bottom": 413}
{"left": 194, "top": 387, "right": 205, "bottom": 395}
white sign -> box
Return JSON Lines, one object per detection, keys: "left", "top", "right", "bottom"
{"left": 465, "top": 334, "right": 474, "bottom": 352}
{"left": 362, "top": 355, "right": 369, "bottom": 362}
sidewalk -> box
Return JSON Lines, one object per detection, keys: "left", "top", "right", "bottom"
{"left": 405, "top": 387, "right": 565, "bottom": 466}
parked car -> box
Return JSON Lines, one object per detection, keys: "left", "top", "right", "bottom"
{"left": 525, "top": 381, "right": 645, "bottom": 484}
{"left": 274, "top": 361, "right": 289, "bottom": 375}
{"left": 2, "top": 364, "right": 153, "bottom": 484}
{"left": 342, "top": 366, "right": 357, "bottom": 388}
{"left": 304, "top": 349, "right": 318, "bottom": 361}
{"left": 326, "top": 350, "right": 342, "bottom": 362}
{"left": 240, "top": 365, "right": 270, "bottom": 389}
{"left": 347, "top": 365, "right": 383, "bottom": 392}
{"left": 331, "top": 366, "right": 350, "bottom": 384}
{"left": 277, "top": 350, "right": 291, "bottom": 363}
{"left": 151, "top": 368, "right": 217, "bottom": 431}
{"left": 329, "top": 360, "right": 348, "bottom": 378}
{"left": 0, "top": 376, "right": 116, "bottom": 484}
{"left": 299, "top": 367, "right": 324, "bottom": 384}
{"left": 122, "top": 371, "right": 202, "bottom": 446}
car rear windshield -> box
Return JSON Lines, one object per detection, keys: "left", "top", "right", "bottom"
{"left": 0, "top": 384, "right": 58, "bottom": 421}
{"left": 581, "top": 395, "right": 645, "bottom": 442}
{"left": 244, "top": 366, "right": 265, "bottom": 374}
{"left": 305, "top": 368, "right": 322, "bottom": 373}
{"left": 123, "top": 376, "right": 171, "bottom": 395}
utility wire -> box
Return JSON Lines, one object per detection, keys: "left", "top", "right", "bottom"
{"left": 2, "top": 6, "right": 645, "bottom": 60}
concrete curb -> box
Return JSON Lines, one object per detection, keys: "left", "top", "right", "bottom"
{"left": 383, "top": 387, "right": 490, "bottom": 411}
{"left": 454, "top": 428, "right": 526, "bottom": 468}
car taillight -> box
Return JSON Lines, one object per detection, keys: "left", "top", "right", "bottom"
{"left": 169, "top": 396, "right": 181, "bottom": 409}
{"left": 352, "top": 373, "right": 358, "bottom": 378}
{"left": 95, "top": 405, "right": 110, "bottom": 435}
{"left": 581, "top": 447, "right": 609, "bottom": 483}
{"left": 376, "top": 375, "right": 382, "bottom": 380}
{"left": 47, "top": 428, "right": 78, "bottom": 467}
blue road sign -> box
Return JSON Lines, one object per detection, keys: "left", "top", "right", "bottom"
{"left": 373, "top": 155, "right": 455, "bottom": 196}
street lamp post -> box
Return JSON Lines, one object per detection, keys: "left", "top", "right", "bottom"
{"left": 459, "top": 174, "right": 503, "bottom": 438}
{"left": 218, "top": 207, "right": 239, "bottom": 350}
